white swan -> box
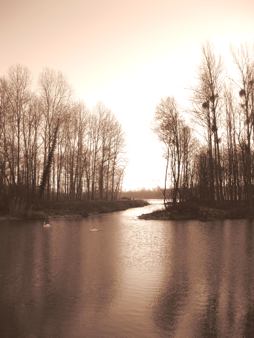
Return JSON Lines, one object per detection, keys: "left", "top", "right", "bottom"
{"left": 43, "top": 220, "right": 51, "bottom": 228}
{"left": 89, "top": 227, "right": 100, "bottom": 232}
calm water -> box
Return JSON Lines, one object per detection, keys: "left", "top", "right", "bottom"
{"left": 1, "top": 200, "right": 254, "bottom": 338}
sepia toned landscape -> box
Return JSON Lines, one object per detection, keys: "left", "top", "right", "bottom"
{"left": 1, "top": 0, "right": 254, "bottom": 337}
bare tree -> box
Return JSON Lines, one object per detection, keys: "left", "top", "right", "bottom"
{"left": 192, "top": 44, "right": 223, "bottom": 202}
{"left": 155, "top": 97, "right": 193, "bottom": 207}
{"left": 38, "top": 68, "right": 71, "bottom": 198}
{"left": 6, "top": 65, "right": 31, "bottom": 186}
{"left": 232, "top": 46, "right": 254, "bottom": 204}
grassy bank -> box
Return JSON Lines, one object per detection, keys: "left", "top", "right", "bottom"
{"left": 44, "top": 199, "right": 149, "bottom": 218}
{"left": 1, "top": 199, "right": 149, "bottom": 220}
{"left": 139, "top": 202, "right": 254, "bottom": 221}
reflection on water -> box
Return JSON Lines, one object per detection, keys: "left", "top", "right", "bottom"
{"left": 0, "top": 201, "right": 254, "bottom": 337}
{"left": 153, "top": 220, "right": 254, "bottom": 338}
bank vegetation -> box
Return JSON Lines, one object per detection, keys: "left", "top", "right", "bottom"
{"left": 0, "top": 66, "right": 126, "bottom": 217}
{"left": 150, "top": 44, "right": 254, "bottom": 220}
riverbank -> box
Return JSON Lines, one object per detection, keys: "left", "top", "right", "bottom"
{"left": 0, "top": 199, "right": 149, "bottom": 221}
{"left": 139, "top": 203, "right": 254, "bottom": 221}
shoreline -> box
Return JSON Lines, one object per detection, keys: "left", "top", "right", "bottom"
{"left": 0, "top": 199, "right": 149, "bottom": 222}
{"left": 139, "top": 204, "right": 254, "bottom": 221}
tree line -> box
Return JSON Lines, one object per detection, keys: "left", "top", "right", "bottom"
{"left": 155, "top": 44, "right": 254, "bottom": 208}
{"left": 0, "top": 65, "right": 125, "bottom": 213}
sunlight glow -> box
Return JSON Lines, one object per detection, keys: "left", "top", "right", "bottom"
{"left": 0, "top": 0, "right": 254, "bottom": 190}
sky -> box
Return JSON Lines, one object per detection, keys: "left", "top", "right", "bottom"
{"left": 0, "top": 0, "right": 254, "bottom": 190}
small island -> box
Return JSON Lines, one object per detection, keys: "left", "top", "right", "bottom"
{"left": 139, "top": 201, "right": 254, "bottom": 221}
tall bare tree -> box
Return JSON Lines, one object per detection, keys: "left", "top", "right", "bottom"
{"left": 38, "top": 68, "right": 71, "bottom": 198}
{"left": 233, "top": 46, "right": 254, "bottom": 204}
{"left": 192, "top": 44, "right": 223, "bottom": 202}
{"left": 155, "top": 97, "right": 193, "bottom": 207}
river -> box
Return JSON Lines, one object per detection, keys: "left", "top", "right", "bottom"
{"left": 0, "top": 199, "right": 254, "bottom": 337}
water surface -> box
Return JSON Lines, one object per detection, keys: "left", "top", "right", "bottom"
{"left": 1, "top": 200, "right": 254, "bottom": 337}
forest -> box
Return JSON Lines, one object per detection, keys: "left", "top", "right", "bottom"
{"left": 1, "top": 44, "right": 254, "bottom": 218}
{"left": 154, "top": 44, "right": 254, "bottom": 211}
{"left": 0, "top": 66, "right": 125, "bottom": 215}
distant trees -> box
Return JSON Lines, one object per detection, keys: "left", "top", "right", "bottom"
{"left": 0, "top": 65, "right": 125, "bottom": 213}
{"left": 155, "top": 43, "right": 254, "bottom": 208}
